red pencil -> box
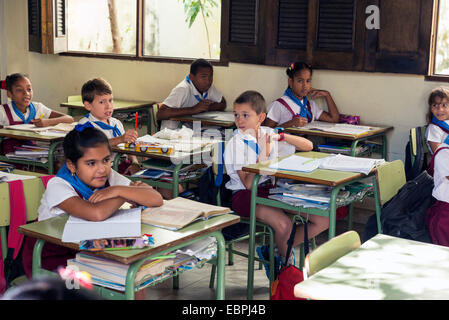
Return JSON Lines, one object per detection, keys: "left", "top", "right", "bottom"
{"left": 134, "top": 112, "right": 138, "bottom": 131}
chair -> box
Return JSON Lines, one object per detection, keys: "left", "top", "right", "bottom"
{"left": 208, "top": 143, "right": 277, "bottom": 295}
{"left": 304, "top": 230, "right": 361, "bottom": 278}
{"left": 0, "top": 171, "right": 47, "bottom": 289}
{"left": 376, "top": 159, "right": 406, "bottom": 207}
{"left": 151, "top": 103, "right": 162, "bottom": 134}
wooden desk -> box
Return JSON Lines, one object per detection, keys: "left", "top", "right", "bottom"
{"left": 170, "top": 111, "right": 236, "bottom": 128}
{"left": 112, "top": 144, "right": 212, "bottom": 198}
{"left": 285, "top": 124, "right": 393, "bottom": 160}
{"left": 294, "top": 234, "right": 449, "bottom": 300}
{"left": 18, "top": 212, "right": 240, "bottom": 300}
{"left": 242, "top": 151, "right": 382, "bottom": 300}
{"left": 0, "top": 128, "right": 64, "bottom": 174}
{"left": 61, "top": 99, "right": 156, "bottom": 134}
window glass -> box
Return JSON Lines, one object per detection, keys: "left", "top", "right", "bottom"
{"left": 434, "top": 1, "right": 449, "bottom": 75}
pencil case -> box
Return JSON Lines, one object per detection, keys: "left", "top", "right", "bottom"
{"left": 125, "top": 142, "right": 174, "bottom": 155}
{"left": 339, "top": 114, "right": 360, "bottom": 125}
{"left": 79, "top": 234, "right": 154, "bottom": 251}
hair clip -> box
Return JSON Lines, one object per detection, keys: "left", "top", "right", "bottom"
{"left": 0, "top": 80, "right": 6, "bottom": 90}
{"left": 289, "top": 62, "right": 295, "bottom": 71}
{"left": 58, "top": 267, "right": 93, "bottom": 290}
{"left": 74, "top": 122, "right": 94, "bottom": 132}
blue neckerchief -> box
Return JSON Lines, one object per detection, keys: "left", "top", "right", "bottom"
{"left": 75, "top": 121, "right": 94, "bottom": 132}
{"left": 11, "top": 101, "right": 36, "bottom": 124}
{"left": 243, "top": 139, "right": 260, "bottom": 156}
{"left": 185, "top": 75, "right": 208, "bottom": 102}
{"left": 283, "top": 88, "right": 311, "bottom": 119}
{"left": 215, "top": 141, "right": 225, "bottom": 187}
{"left": 56, "top": 164, "right": 97, "bottom": 200}
{"left": 432, "top": 116, "right": 449, "bottom": 133}
{"left": 445, "top": 135, "right": 449, "bottom": 145}
{"left": 84, "top": 114, "right": 121, "bottom": 137}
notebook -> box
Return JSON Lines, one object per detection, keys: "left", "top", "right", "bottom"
{"left": 268, "top": 155, "right": 325, "bottom": 173}
{"left": 141, "top": 197, "right": 232, "bottom": 230}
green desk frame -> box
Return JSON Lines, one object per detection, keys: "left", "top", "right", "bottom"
{"left": 61, "top": 98, "right": 156, "bottom": 135}
{"left": 18, "top": 213, "right": 240, "bottom": 300}
{"left": 0, "top": 129, "right": 64, "bottom": 174}
{"left": 242, "top": 151, "right": 382, "bottom": 300}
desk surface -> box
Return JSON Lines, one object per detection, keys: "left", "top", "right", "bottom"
{"left": 61, "top": 99, "right": 155, "bottom": 110}
{"left": 170, "top": 111, "right": 235, "bottom": 128}
{"left": 0, "top": 128, "right": 64, "bottom": 142}
{"left": 242, "top": 151, "right": 368, "bottom": 186}
{"left": 18, "top": 213, "right": 240, "bottom": 265}
{"left": 285, "top": 124, "right": 393, "bottom": 140}
{"left": 294, "top": 234, "right": 449, "bottom": 300}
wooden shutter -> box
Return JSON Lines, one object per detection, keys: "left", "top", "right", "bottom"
{"left": 221, "top": 0, "right": 264, "bottom": 64}
{"left": 364, "top": 0, "right": 433, "bottom": 74}
{"left": 27, "top": 0, "right": 67, "bottom": 54}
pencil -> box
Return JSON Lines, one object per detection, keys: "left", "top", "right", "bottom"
{"left": 134, "top": 112, "right": 138, "bottom": 131}
{"left": 39, "top": 113, "right": 45, "bottom": 119}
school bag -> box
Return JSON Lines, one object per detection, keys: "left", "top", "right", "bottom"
{"left": 363, "top": 170, "right": 434, "bottom": 243}
{"left": 404, "top": 126, "right": 428, "bottom": 181}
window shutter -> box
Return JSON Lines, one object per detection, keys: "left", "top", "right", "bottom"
{"left": 221, "top": 0, "right": 264, "bottom": 64}
{"left": 365, "top": 0, "right": 433, "bottom": 74}
{"left": 28, "top": 0, "right": 43, "bottom": 52}
{"left": 277, "top": 0, "right": 308, "bottom": 49}
{"left": 48, "top": 0, "right": 67, "bottom": 53}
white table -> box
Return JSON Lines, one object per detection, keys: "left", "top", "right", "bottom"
{"left": 294, "top": 234, "right": 449, "bottom": 300}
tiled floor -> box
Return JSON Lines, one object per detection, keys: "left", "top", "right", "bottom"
{"left": 143, "top": 218, "right": 368, "bottom": 300}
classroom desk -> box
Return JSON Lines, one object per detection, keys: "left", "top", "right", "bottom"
{"left": 112, "top": 144, "right": 213, "bottom": 198}
{"left": 18, "top": 212, "right": 240, "bottom": 300}
{"left": 0, "top": 128, "right": 64, "bottom": 174}
{"left": 60, "top": 99, "right": 156, "bottom": 134}
{"left": 285, "top": 124, "right": 393, "bottom": 160}
{"left": 242, "top": 151, "right": 382, "bottom": 300}
{"left": 170, "top": 111, "right": 236, "bottom": 128}
{"left": 294, "top": 234, "right": 449, "bottom": 300}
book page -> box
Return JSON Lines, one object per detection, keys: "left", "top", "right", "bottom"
{"left": 269, "top": 155, "right": 326, "bottom": 173}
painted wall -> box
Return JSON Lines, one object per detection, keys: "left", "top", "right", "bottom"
{"left": 2, "top": 0, "right": 448, "bottom": 161}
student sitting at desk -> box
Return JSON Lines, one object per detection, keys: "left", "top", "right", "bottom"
{"left": 77, "top": 78, "right": 141, "bottom": 175}
{"left": 157, "top": 58, "right": 226, "bottom": 130}
{"left": 264, "top": 62, "right": 340, "bottom": 128}
{"left": 425, "top": 87, "right": 449, "bottom": 154}
{"left": 1, "top": 73, "right": 74, "bottom": 153}
{"left": 224, "top": 90, "right": 328, "bottom": 279}
{"left": 22, "top": 126, "right": 163, "bottom": 280}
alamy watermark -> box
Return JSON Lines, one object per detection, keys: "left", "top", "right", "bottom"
{"left": 366, "top": 5, "right": 380, "bottom": 30}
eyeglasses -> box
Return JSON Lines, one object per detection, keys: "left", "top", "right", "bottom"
{"left": 431, "top": 103, "right": 449, "bottom": 109}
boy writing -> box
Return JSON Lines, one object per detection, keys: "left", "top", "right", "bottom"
{"left": 224, "top": 90, "right": 328, "bottom": 278}
{"left": 157, "top": 58, "right": 226, "bottom": 130}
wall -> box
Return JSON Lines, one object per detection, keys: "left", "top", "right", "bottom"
{"left": 2, "top": 0, "right": 448, "bottom": 161}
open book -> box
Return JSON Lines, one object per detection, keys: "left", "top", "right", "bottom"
{"left": 141, "top": 197, "right": 232, "bottom": 230}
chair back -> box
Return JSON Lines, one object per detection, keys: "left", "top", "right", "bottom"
{"left": 376, "top": 160, "right": 406, "bottom": 206}
{"left": 67, "top": 95, "right": 82, "bottom": 103}
{"left": 151, "top": 103, "right": 162, "bottom": 134}
{"left": 305, "top": 230, "right": 361, "bottom": 277}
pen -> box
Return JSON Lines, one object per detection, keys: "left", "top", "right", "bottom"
{"left": 134, "top": 112, "right": 138, "bottom": 131}
{"left": 303, "top": 158, "right": 315, "bottom": 164}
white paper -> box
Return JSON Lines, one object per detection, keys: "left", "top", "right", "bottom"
{"left": 61, "top": 207, "right": 142, "bottom": 243}
{"left": 302, "top": 121, "right": 376, "bottom": 135}
{"left": 318, "top": 154, "right": 385, "bottom": 175}
{"left": 191, "top": 111, "right": 235, "bottom": 122}
{"left": 0, "top": 172, "right": 38, "bottom": 182}
{"left": 269, "top": 155, "right": 325, "bottom": 173}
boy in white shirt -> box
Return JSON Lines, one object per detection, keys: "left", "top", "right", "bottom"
{"left": 224, "top": 90, "right": 328, "bottom": 278}
{"left": 157, "top": 58, "right": 226, "bottom": 130}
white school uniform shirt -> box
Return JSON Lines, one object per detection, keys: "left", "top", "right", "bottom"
{"left": 38, "top": 169, "right": 131, "bottom": 221}
{"left": 0, "top": 101, "right": 52, "bottom": 126}
{"left": 426, "top": 122, "right": 449, "bottom": 154}
{"left": 266, "top": 95, "right": 323, "bottom": 126}
{"left": 224, "top": 126, "right": 295, "bottom": 191}
{"left": 78, "top": 114, "right": 125, "bottom": 161}
{"left": 161, "top": 77, "right": 223, "bottom": 130}
{"left": 432, "top": 143, "right": 449, "bottom": 203}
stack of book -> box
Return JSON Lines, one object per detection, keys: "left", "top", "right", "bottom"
{"left": 6, "top": 144, "right": 50, "bottom": 163}
{"left": 318, "top": 143, "right": 370, "bottom": 156}
{"left": 134, "top": 159, "right": 204, "bottom": 182}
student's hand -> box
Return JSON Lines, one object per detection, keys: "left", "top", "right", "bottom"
{"left": 130, "top": 180, "right": 154, "bottom": 189}
{"left": 308, "top": 88, "right": 329, "bottom": 99}
{"left": 88, "top": 187, "right": 119, "bottom": 204}
{"left": 121, "top": 129, "right": 138, "bottom": 144}
{"left": 31, "top": 118, "right": 49, "bottom": 127}
{"left": 194, "top": 100, "right": 212, "bottom": 113}
{"left": 291, "top": 117, "right": 308, "bottom": 127}
{"left": 124, "top": 163, "right": 141, "bottom": 176}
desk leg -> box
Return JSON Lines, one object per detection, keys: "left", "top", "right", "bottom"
{"left": 47, "top": 141, "right": 62, "bottom": 175}
{"left": 112, "top": 154, "right": 121, "bottom": 171}
{"left": 32, "top": 239, "right": 45, "bottom": 277}
{"left": 172, "top": 163, "right": 183, "bottom": 198}
{"left": 328, "top": 187, "right": 340, "bottom": 239}
{"left": 373, "top": 175, "right": 382, "bottom": 234}
{"left": 247, "top": 174, "right": 260, "bottom": 300}
{"left": 210, "top": 230, "right": 226, "bottom": 300}
{"left": 381, "top": 134, "right": 387, "bottom": 160}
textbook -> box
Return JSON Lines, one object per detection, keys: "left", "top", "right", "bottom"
{"left": 141, "top": 197, "right": 232, "bottom": 230}
{"left": 268, "top": 155, "right": 325, "bottom": 173}
{"left": 61, "top": 207, "right": 142, "bottom": 243}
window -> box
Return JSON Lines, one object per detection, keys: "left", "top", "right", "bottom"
{"left": 431, "top": 0, "right": 449, "bottom": 76}
{"left": 28, "top": 0, "right": 221, "bottom": 60}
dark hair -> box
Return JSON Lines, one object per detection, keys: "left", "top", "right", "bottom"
{"left": 234, "top": 90, "right": 266, "bottom": 114}
{"left": 190, "top": 58, "right": 213, "bottom": 75}
{"left": 5, "top": 73, "right": 30, "bottom": 92}
{"left": 81, "top": 78, "right": 113, "bottom": 103}
{"left": 426, "top": 87, "right": 449, "bottom": 123}
{"left": 286, "top": 61, "right": 313, "bottom": 79}
{"left": 63, "top": 127, "right": 111, "bottom": 164}
{"left": 2, "top": 277, "right": 100, "bottom": 300}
